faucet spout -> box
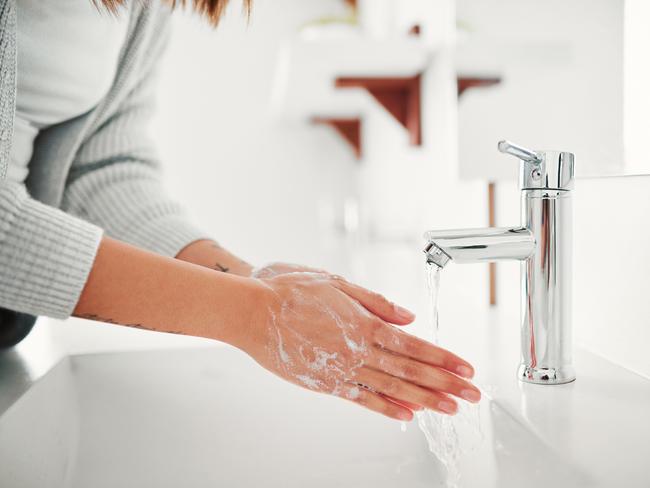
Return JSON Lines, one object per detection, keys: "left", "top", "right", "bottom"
{"left": 423, "top": 227, "right": 535, "bottom": 267}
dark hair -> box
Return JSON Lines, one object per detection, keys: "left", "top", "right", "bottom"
{"left": 97, "top": 0, "right": 252, "bottom": 26}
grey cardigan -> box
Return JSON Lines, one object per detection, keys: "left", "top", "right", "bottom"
{"left": 0, "top": 0, "right": 207, "bottom": 319}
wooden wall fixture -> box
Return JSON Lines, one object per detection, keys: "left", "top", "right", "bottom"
{"left": 456, "top": 75, "right": 502, "bottom": 305}
{"left": 312, "top": 117, "right": 362, "bottom": 160}
{"left": 408, "top": 25, "right": 421, "bottom": 36}
{"left": 457, "top": 76, "right": 502, "bottom": 98}
{"left": 335, "top": 75, "right": 422, "bottom": 146}
{"left": 488, "top": 182, "right": 497, "bottom": 306}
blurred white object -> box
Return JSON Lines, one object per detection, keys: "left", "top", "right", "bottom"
{"left": 299, "top": 22, "right": 360, "bottom": 42}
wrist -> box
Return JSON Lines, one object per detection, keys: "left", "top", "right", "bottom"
{"left": 176, "top": 239, "right": 254, "bottom": 277}
{"left": 212, "top": 275, "right": 276, "bottom": 353}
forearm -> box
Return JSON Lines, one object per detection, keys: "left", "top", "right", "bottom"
{"left": 175, "top": 239, "right": 254, "bottom": 277}
{"left": 74, "top": 237, "right": 264, "bottom": 348}
{"left": 73, "top": 239, "right": 480, "bottom": 423}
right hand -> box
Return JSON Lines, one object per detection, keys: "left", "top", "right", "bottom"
{"left": 251, "top": 261, "right": 326, "bottom": 279}
{"left": 242, "top": 271, "right": 481, "bottom": 421}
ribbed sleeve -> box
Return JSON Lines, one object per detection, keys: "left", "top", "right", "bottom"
{"left": 0, "top": 2, "right": 200, "bottom": 322}
{"left": 0, "top": 0, "right": 16, "bottom": 180}
{"left": 0, "top": 181, "right": 103, "bottom": 318}
{"left": 61, "top": 11, "right": 209, "bottom": 258}
{"left": 63, "top": 162, "right": 207, "bottom": 257}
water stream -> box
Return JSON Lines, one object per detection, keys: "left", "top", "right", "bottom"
{"left": 416, "top": 264, "right": 484, "bottom": 488}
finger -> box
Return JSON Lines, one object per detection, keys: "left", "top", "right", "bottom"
{"left": 374, "top": 327, "right": 475, "bottom": 379}
{"left": 384, "top": 396, "right": 424, "bottom": 411}
{"left": 339, "top": 384, "right": 414, "bottom": 421}
{"left": 333, "top": 279, "right": 415, "bottom": 326}
{"left": 368, "top": 349, "right": 481, "bottom": 404}
{"left": 355, "top": 368, "right": 459, "bottom": 415}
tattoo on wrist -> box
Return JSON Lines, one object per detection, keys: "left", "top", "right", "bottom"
{"left": 214, "top": 262, "right": 230, "bottom": 273}
{"left": 78, "top": 313, "right": 184, "bottom": 335}
{"left": 79, "top": 313, "right": 143, "bottom": 328}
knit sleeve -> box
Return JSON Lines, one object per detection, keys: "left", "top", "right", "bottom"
{"left": 0, "top": 0, "right": 103, "bottom": 319}
{"left": 0, "top": 180, "right": 103, "bottom": 318}
{"left": 61, "top": 15, "right": 209, "bottom": 258}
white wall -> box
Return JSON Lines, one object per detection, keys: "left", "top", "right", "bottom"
{"left": 624, "top": 0, "right": 650, "bottom": 175}
{"left": 573, "top": 175, "right": 650, "bottom": 378}
{"left": 494, "top": 175, "right": 650, "bottom": 379}
{"left": 456, "top": 0, "right": 623, "bottom": 180}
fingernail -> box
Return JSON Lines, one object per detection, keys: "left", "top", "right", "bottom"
{"left": 456, "top": 365, "right": 474, "bottom": 378}
{"left": 439, "top": 401, "right": 458, "bottom": 415}
{"left": 394, "top": 304, "right": 415, "bottom": 320}
{"left": 460, "top": 389, "right": 481, "bottom": 403}
{"left": 397, "top": 410, "right": 413, "bottom": 421}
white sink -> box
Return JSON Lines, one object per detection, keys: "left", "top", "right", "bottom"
{"left": 1, "top": 348, "right": 444, "bottom": 488}
{"left": 0, "top": 346, "right": 625, "bottom": 488}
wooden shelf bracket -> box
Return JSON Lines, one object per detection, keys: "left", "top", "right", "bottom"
{"left": 457, "top": 76, "right": 502, "bottom": 98}
{"left": 335, "top": 75, "right": 422, "bottom": 146}
{"left": 312, "top": 117, "right": 362, "bottom": 160}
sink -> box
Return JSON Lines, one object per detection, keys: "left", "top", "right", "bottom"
{"left": 1, "top": 348, "right": 443, "bottom": 488}
{"left": 0, "top": 346, "right": 610, "bottom": 488}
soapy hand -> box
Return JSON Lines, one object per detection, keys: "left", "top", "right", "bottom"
{"left": 243, "top": 271, "right": 481, "bottom": 421}
{"left": 251, "top": 262, "right": 325, "bottom": 279}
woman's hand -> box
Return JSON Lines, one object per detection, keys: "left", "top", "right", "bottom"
{"left": 77, "top": 238, "right": 479, "bottom": 422}
{"left": 251, "top": 262, "right": 325, "bottom": 279}
{"left": 243, "top": 271, "right": 481, "bottom": 422}
{"left": 174, "top": 240, "right": 323, "bottom": 279}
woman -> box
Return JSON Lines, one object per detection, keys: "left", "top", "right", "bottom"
{"left": 0, "top": 0, "right": 480, "bottom": 421}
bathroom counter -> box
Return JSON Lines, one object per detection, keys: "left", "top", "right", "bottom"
{"left": 1, "top": 242, "right": 649, "bottom": 487}
{"left": 437, "top": 302, "right": 650, "bottom": 487}
{"left": 1, "top": 325, "right": 648, "bottom": 487}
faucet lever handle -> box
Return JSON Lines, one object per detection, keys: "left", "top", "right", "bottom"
{"left": 498, "top": 140, "right": 541, "bottom": 164}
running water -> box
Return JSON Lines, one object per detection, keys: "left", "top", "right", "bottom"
{"left": 416, "top": 264, "right": 483, "bottom": 488}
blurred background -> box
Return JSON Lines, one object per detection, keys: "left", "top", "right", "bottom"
{"left": 22, "top": 0, "right": 650, "bottom": 379}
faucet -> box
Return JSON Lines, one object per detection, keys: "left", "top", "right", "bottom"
{"left": 423, "top": 140, "right": 575, "bottom": 385}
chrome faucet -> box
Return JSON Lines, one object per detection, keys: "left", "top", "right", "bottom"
{"left": 424, "top": 140, "right": 575, "bottom": 385}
